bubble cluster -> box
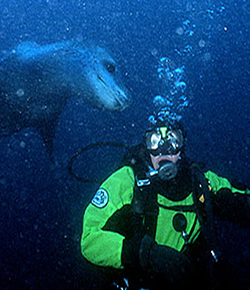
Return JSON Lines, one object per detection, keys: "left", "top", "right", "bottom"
{"left": 153, "top": 57, "right": 188, "bottom": 119}
{"left": 148, "top": 108, "right": 182, "bottom": 126}
{"left": 174, "top": 2, "right": 225, "bottom": 57}
{"left": 152, "top": 2, "right": 226, "bottom": 120}
{"left": 174, "top": 19, "right": 196, "bottom": 57}
{"left": 206, "top": 3, "right": 225, "bottom": 19}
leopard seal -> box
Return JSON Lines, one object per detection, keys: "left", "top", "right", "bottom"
{"left": 0, "top": 41, "right": 130, "bottom": 155}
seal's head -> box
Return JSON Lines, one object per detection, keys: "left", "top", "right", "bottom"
{"left": 83, "top": 46, "right": 130, "bottom": 111}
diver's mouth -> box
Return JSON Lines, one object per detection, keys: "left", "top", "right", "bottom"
{"left": 158, "top": 155, "right": 174, "bottom": 162}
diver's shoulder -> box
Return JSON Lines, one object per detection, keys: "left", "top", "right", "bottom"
{"left": 103, "top": 166, "right": 135, "bottom": 187}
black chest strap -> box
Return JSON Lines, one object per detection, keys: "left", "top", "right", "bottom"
{"left": 191, "top": 165, "right": 220, "bottom": 263}
{"left": 144, "top": 188, "right": 159, "bottom": 239}
{"left": 133, "top": 175, "right": 159, "bottom": 239}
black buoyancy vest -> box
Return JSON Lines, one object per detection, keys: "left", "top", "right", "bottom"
{"left": 121, "top": 144, "right": 217, "bottom": 250}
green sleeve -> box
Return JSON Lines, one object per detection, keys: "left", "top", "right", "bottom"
{"left": 81, "top": 166, "right": 134, "bottom": 269}
{"left": 205, "top": 170, "right": 250, "bottom": 195}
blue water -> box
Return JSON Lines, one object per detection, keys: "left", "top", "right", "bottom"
{"left": 0, "top": 0, "right": 249, "bottom": 289}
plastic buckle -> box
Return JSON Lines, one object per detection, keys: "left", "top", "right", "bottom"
{"left": 137, "top": 178, "right": 151, "bottom": 187}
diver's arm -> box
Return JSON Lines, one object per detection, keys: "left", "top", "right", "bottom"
{"left": 81, "top": 166, "right": 135, "bottom": 269}
{"left": 205, "top": 171, "right": 250, "bottom": 225}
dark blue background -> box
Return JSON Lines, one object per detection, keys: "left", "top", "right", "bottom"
{"left": 0, "top": 0, "right": 249, "bottom": 289}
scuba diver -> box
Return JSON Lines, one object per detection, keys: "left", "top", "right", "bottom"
{"left": 80, "top": 110, "right": 250, "bottom": 290}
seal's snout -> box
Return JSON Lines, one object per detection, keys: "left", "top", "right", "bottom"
{"left": 113, "top": 88, "right": 131, "bottom": 111}
{"left": 0, "top": 40, "right": 131, "bottom": 157}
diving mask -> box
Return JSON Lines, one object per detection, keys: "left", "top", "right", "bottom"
{"left": 146, "top": 127, "right": 184, "bottom": 156}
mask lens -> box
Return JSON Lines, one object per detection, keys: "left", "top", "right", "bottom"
{"left": 147, "top": 128, "right": 183, "bottom": 156}
{"left": 165, "top": 130, "right": 183, "bottom": 154}
{"left": 146, "top": 130, "right": 161, "bottom": 150}
{"left": 150, "top": 132, "right": 161, "bottom": 149}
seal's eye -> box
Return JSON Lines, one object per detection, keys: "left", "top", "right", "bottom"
{"left": 105, "top": 62, "right": 116, "bottom": 74}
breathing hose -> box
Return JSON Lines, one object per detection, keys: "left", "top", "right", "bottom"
{"left": 68, "top": 142, "right": 129, "bottom": 183}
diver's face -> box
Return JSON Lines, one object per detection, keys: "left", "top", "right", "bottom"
{"left": 150, "top": 152, "right": 180, "bottom": 170}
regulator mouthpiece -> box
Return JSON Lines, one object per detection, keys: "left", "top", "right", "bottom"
{"left": 158, "top": 160, "right": 178, "bottom": 181}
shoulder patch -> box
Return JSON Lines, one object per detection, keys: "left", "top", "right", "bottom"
{"left": 91, "top": 188, "right": 109, "bottom": 208}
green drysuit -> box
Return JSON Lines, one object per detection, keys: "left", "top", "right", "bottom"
{"left": 81, "top": 165, "right": 249, "bottom": 269}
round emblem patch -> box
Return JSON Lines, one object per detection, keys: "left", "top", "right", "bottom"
{"left": 91, "top": 188, "right": 109, "bottom": 208}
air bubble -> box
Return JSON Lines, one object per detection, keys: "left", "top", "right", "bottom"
{"left": 199, "top": 39, "right": 206, "bottom": 48}
{"left": 176, "top": 27, "right": 184, "bottom": 36}
{"left": 16, "top": 89, "right": 25, "bottom": 97}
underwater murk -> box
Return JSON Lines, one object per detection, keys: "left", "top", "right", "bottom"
{"left": 0, "top": 0, "right": 249, "bottom": 289}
